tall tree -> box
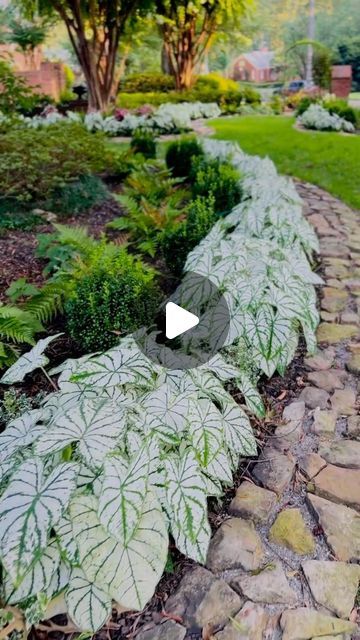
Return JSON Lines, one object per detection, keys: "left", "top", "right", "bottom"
{"left": 156, "top": 0, "right": 250, "bottom": 90}
{"left": 17, "top": 0, "right": 151, "bottom": 111}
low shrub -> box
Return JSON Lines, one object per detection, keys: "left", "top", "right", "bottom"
{"left": 130, "top": 128, "right": 157, "bottom": 158}
{"left": 323, "top": 99, "right": 358, "bottom": 126}
{"left": 269, "top": 94, "right": 285, "bottom": 114}
{"left": 0, "top": 199, "right": 42, "bottom": 233}
{"left": 45, "top": 175, "right": 110, "bottom": 218}
{"left": 194, "top": 73, "right": 239, "bottom": 93}
{"left": 0, "top": 123, "right": 108, "bottom": 202}
{"left": 165, "top": 135, "right": 205, "bottom": 178}
{"left": 161, "top": 195, "right": 216, "bottom": 276}
{"left": 121, "top": 72, "right": 176, "bottom": 93}
{"left": 190, "top": 156, "right": 242, "bottom": 214}
{"left": 65, "top": 250, "right": 161, "bottom": 351}
{"left": 295, "top": 96, "right": 318, "bottom": 116}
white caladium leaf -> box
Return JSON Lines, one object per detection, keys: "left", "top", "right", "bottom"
{"left": 189, "top": 369, "right": 233, "bottom": 408}
{"left": 142, "top": 383, "right": 193, "bottom": 444}
{"left": 221, "top": 401, "right": 257, "bottom": 458}
{"left": 0, "top": 459, "right": 77, "bottom": 581}
{"left": 72, "top": 346, "right": 156, "bottom": 388}
{"left": 0, "top": 410, "right": 44, "bottom": 463}
{"left": 246, "top": 306, "right": 292, "bottom": 377}
{"left": 98, "top": 448, "right": 149, "bottom": 543}
{"left": 0, "top": 333, "right": 63, "bottom": 384}
{"left": 4, "top": 540, "right": 61, "bottom": 604}
{"left": 201, "top": 354, "right": 242, "bottom": 381}
{"left": 35, "top": 398, "right": 127, "bottom": 467}
{"left": 164, "top": 450, "right": 211, "bottom": 564}
{"left": 55, "top": 515, "right": 78, "bottom": 564}
{"left": 66, "top": 568, "right": 112, "bottom": 632}
{"left": 70, "top": 492, "right": 168, "bottom": 610}
{"left": 188, "top": 398, "right": 224, "bottom": 468}
{"left": 237, "top": 373, "right": 265, "bottom": 418}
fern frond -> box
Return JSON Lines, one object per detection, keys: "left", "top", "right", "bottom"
{"left": 0, "top": 315, "right": 36, "bottom": 345}
{"left": 53, "top": 224, "right": 97, "bottom": 256}
{"left": 24, "top": 281, "right": 69, "bottom": 323}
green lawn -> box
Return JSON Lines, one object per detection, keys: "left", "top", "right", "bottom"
{"left": 210, "top": 115, "right": 360, "bottom": 209}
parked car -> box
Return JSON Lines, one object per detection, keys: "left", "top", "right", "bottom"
{"left": 274, "top": 80, "right": 305, "bottom": 95}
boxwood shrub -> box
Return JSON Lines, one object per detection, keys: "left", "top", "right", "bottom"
{"left": 165, "top": 136, "right": 204, "bottom": 178}
{"left": 190, "top": 156, "right": 242, "bottom": 214}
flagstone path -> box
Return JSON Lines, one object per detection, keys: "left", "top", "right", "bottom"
{"left": 136, "top": 182, "right": 360, "bottom": 640}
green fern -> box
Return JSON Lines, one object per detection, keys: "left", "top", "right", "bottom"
{"left": 24, "top": 281, "right": 70, "bottom": 324}
{"left": 0, "top": 305, "right": 42, "bottom": 347}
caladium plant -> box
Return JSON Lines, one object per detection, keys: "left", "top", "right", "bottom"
{"left": 0, "top": 140, "right": 321, "bottom": 632}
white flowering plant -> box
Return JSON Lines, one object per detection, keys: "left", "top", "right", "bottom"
{"left": 298, "top": 104, "right": 355, "bottom": 133}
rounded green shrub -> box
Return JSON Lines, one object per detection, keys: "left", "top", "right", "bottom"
{"left": 130, "top": 128, "right": 157, "bottom": 159}
{"left": 190, "top": 156, "right": 242, "bottom": 214}
{"left": 165, "top": 136, "right": 204, "bottom": 178}
{"left": 121, "top": 72, "right": 176, "bottom": 93}
{"left": 65, "top": 252, "right": 161, "bottom": 352}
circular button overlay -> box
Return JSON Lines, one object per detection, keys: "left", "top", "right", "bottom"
{"left": 133, "top": 271, "right": 230, "bottom": 371}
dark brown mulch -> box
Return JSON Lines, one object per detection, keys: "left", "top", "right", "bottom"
{"left": 0, "top": 197, "right": 125, "bottom": 302}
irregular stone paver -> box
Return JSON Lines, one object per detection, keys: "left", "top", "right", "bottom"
{"left": 231, "top": 561, "right": 298, "bottom": 605}
{"left": 318, "top": 439, "right": 360, "bottom": 468}
{"left": 302, "top": 560, "right": 360, "bottom": 618}
{"left": 321, "top": 287, "right": 348, "bottom": 313}
{"left": 298, "top": 452, "right": 327, "bottom": 479}
{"left": 136, "top": 621, "right": 186, "bottom": 640}
{"left": 348, "top": 415, "right": 360, "bottom": 438}
{"left": 206, "top": 518, "right": 265, "bottom": 572}
{"left": 307, "top": 494, "right": 360, "bottom": 561}
{"left": 269, "top": 508, "right": 316, "bottom": 555}
{"left": 214, "top": 601, "right": 272, "bottom": 640}
{"left": 331, "top": 388, "right": 357, "bottom": 415}
{"left": 283, "top": 401, "right": 306, "bottom": 421}
{"left": 312, "top": 409, "right": 337, "bottom": 437}
{"left": 270, "top": 421, "right": 303, "bottom": 450}
{"left": 165, "top": 567, "right": 242, "bottom": 632}
{"left": 346, "top": 352, "right": 360, "bottom": 374}
{"left": 307, "top": 370, "right": 344, "bottom": 392}
{"left": 317, "top": 323, "right": 358, "bottom": 343}
{"left": 311, "top": 464, "right": 360, "bottom": 510}
{"left": 229, "top": 481, "right": 277, "bottom": 524}
{"left": 280, "top": 608, "right": 357, "bottom": 640}
{"left": 299, "top": 387, "right": 330, "bottom": 409}
{"left": 252, "top": 447, "right": 295, "bottom": 494}
{"left": 304, "top": 349, "right": 335, "bottom": 370}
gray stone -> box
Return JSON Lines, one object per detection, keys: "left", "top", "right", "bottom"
{"left": 229, "top": 482, "right": 277, "bottom": 524}
{"left": 331, "top": 388, "right": 357, "bottom": 415}
{"left": 307, "top": 370, "right": 344, "bottom": 393}
{"left": 302, "top": 560, "right": 360, "bottom": 619}
{"left": 304, "top": 350, "right": 335, "bottom": 371}
{"left": 312, "top": 409, "right": 337, "bottom": 437}
{"left": 299, "top": 387, "right": 330, "bottom": 410}
{"left": 280, "top": 608, "right": 357, "bottom": 640}
{"left": 341, "top": 311, "right": 359, "bottom": 325}
{"left": 252, "top": 447, "right": 295, "bottom": 494}
{"left": 165, "top": 567, "right": 242, "bottom": 632}
{"left": 318, "top": 440, "right": 360, "bottom": 468}
{"left": 311, "top": 463, "right": 360, "bottom": 510}
{"left": 231, "top": 560, "right": 298, "bottom": 605}
{"left": 136, "top": 621, "right": 186, "bottom": 640}
{"left": 317, "top": 323, "right": 358, "bottom": 344}
{"left": 347, "top": 415, "right": 360, "bottom": 438}
{"left": 298, "top": 452, "right": 327, "bottom": 479}
{"left": 214, "top": 601, "right": 272, "bottom": 640}
{"left": 283, "top": 401, "right": 306, "bottom": 422}
{"left": 270, "top": 420, "right": 303, "bottom": 451}
{"left": 307, "top": 494, "right": 360, "bottom": 561}
{"left": 206, "top": 518, "right": 265, "bottom": 573}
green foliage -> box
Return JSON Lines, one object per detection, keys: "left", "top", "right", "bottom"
{"left": 269, "top": 94, "right": 284, "bottom": 115}
{"left": 324, "top": 99, "right": 359, "bottom": 127}
{"left": 165, "top": 135, "right": 204, "bottom": 178}
{"left": 8, "top": 19, "right": 48, "bottom": 53}
{"left": 109, "top": 162, "right": 187, "bottom": 256}
{"left": 313, "top": 48, "right": 332, "bottom": 90}
{"left": 65, "top": 251, "right": 161, "bottom": 351}
{"left": 0, "top": 123, "right": 108, "bottom": 202}
{"left": 337, "top": 36, "right": 360, "bottom": 92}
{"left": 0, "top": 60, "right": 34, "bottom": 115}
{"left": 0, "top": 200, "right": 42, "bottom": 233}
{"left": 0, "top": 304, "right": 43, "bottom": 368}
{"left": 116, "top": 85, "right": 261, "bottom": 111}
{"left": 45, "top": 175, "right": 110, "bottom": 218}
{"left": 121, "top": 72, "right": 175, "bottom": 93}
{"left": 0, "top": 388, "right": 44, "bottom": 426}
{"left": 161, "top": 195, "right": 216, "bottom": 276}
{"left": 295, "top": 96, "right": 318, "bottom": 116}
{"left": 130, "top": 128, "right": 157, "bottom": 159}
{"left": 190, "top": 156, "right": 242, "bottom": 214}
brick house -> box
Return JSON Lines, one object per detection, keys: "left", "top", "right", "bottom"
{"left": 0, "top": 43, "right": 66, "bottom": 100}
{"left": 231, "top": 49, "right": 280, "bottom": 83}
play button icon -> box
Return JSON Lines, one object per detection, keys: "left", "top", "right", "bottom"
{"left": 165, "top": 302, "right": 199, "bottom": 340}
{"left": 133, "top": 271, "right": 231, "bottom": 371}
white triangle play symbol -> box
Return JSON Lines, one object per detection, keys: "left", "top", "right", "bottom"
{"left": 165, "top": 302, "right": 199, "bottom": 340}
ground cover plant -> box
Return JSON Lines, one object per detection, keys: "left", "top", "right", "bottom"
{"left": 210, "top": 115, "right": 360, "bottom": 209}
{"left": 298, "top": 104, "right": 355, "bottom": 133}
{"left": 0, "top": 138, "right": 321, "bottom": 634}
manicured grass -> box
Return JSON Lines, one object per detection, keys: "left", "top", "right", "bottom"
{"left": 210, "top": 115, "right": 360, "bottom": 209}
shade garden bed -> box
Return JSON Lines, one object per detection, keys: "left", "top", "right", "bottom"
{"left": 0, "top": 136, "right": 322, "bottom": 639}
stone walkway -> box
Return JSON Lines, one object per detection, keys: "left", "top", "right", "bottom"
{"left": 137, "top": 183, "right": 360, "bottom": 640}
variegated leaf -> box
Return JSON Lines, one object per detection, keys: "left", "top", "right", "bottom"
{"left": 72, "top": 346, "right": 155, "bottom": 388}
{"left": 69, "top": 492, "right": 168, "bottom": 610}
{"left": 0, "top": 334, "right": 63, "bottom": 384}
{"left": 66, "top": 568, "right": 112, "bottom": 632}
{"left": 4, "top": 540, "right": 60, "bottom": 604}
{"left": 0, "top": 410, "right": 44, "bottom": 463}
{"left": 0, "top": 459, "right": 77, "bottom": 581}
{"left": 142, "top": 383, "right": 193, "bottom": 444}
{"left": 221, "top": 401, "right": 257, "bottom": 458}
{"left": 237, "top": 373, "right": 265, "bottom": 418}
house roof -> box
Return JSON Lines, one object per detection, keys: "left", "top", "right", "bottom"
{"left": 240, "top": 50, "right": 275, "bottom": 70}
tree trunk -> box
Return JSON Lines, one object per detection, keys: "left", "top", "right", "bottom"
{"left": 176, "top": 55, "right": 194, "bottom": 90}
{"left": 305, "top": 0, "right": 316, "bottom": 87}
